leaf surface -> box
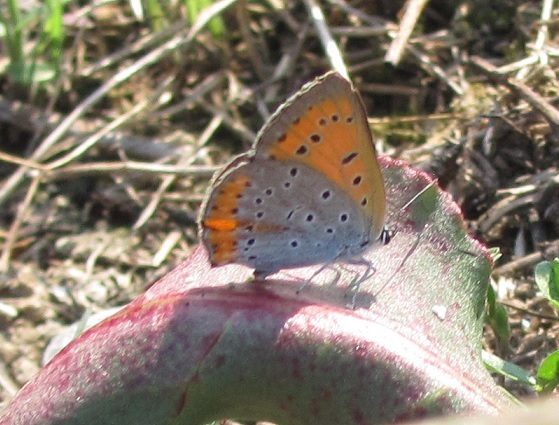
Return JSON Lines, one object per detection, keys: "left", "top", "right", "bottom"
{"left": 0, "top": 157, "right": 512, "bottom": 425}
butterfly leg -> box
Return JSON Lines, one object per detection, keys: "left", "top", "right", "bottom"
{"left": 345, "top": 257, "right": 376, "bottom": 308}
{"left": 253, "top": 269, "right": 276, "bottom": 281}
{"left": 296, "top": 263, "right": 335, "bottom": 293}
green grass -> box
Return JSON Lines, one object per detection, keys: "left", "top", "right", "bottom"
{"left": 0, "top": 0, "right": 65, "bottom": 85}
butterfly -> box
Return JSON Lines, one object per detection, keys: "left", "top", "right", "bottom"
{"left": 199, "top": 72, "right": 389, "bottom": 279}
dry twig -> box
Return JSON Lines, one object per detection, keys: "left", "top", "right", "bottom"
{"left": 385, "top": 0, "right": 429, "bottom": 66}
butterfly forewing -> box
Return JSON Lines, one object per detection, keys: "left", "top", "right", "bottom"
{"left": 253, "top": 72, "right": 386, "bottom": 240}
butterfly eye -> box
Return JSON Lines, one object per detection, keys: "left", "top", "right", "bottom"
{"left": 380, "top": 227, "right": 394, "bottom": 245}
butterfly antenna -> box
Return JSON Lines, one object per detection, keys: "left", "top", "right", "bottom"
{"left": 385, "top": 178, "right": 438, "bottom": 237}
{"left": 374, "top": 179, "right": 438, "bottom": 296}
{"left": 373, "top": 233, "right": 421, "bottom": 297}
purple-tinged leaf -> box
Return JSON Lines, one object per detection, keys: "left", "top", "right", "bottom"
{"left": 0, "top": 157, "right": 513, "bottom": 425}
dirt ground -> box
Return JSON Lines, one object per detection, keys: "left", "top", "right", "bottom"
{"left": 1, "top": 0, "right": 559, "bottom": 415}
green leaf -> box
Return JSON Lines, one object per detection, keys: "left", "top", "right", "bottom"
{"left": 486, "top": 285, "right": 510, "bottom": 349}
{"left": 536, "top": 350, "right": 559, "bottom": 393}
{"left": 185, "top": 0, "right": 225, "bottom": 38}
{"left": 482, "top": 350, "right": 536, "bottom": 387}
{"left": 488, "top": 247, "right": 502, "bottom": 262}
{"left": 535, "top": 259, "right": 559, "bottom": 310}
{"left": 42, "top": 0, "right": 64, "bottom": 66}
{"left": 7, "top": 60, "right": 56, "bottom": 84}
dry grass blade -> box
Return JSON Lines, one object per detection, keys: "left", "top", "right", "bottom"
{"left": 470, "top": 56, "right": 559, "bottom": 129}
{"left": 385, "top": 0, "right": 429, "bottom": 66}
{"left": 0, "top": 176, "right": 41, "bottom": 271}
{"left": 0, "top": 0, "right": 238, "bottom": 206}
{"left": 302, "top": 0, "right": 349, "bottom": 78}
{"left": 45, "top": 76, "right": 176, "bottom": 171}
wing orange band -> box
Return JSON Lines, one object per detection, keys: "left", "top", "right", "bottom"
{"left": 203, "top": 218, "right": 239, "bottom": 231}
